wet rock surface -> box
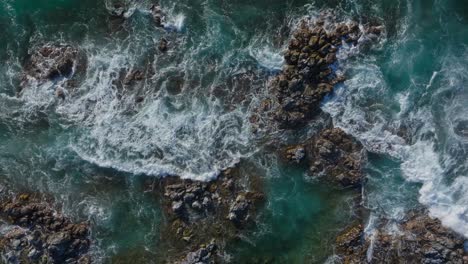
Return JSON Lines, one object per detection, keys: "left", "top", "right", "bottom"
{"left": 282, "top": 128, "right": 364, "bottom": 188}
{"left": 305, "top": 128, "right": 364, "bottom": 187}
{"left": 20, "top": 44, "right": 87, "bottom": 93}
{"left": 252, "top": 13, "right": 383, "bottom": 131}
{"left": 151, "top": 165, "right": 264, "bottom": 263}
{"left": 0, "top": 193, "right": 91, "bottom": 264}
{"left": 150, "top": 4, "right": 166, "bottom": 28}
{"left": 179, "top": 240, "right": 217, "bottom": 264}
{"left": 335, "top": 211, "right": 467, "bottom": 264}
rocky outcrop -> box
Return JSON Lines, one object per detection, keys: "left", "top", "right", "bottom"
{"left": 179, "top": 240, "right": 218, "bottom": 264}
{"left": 122, "top": 69, "right": 145, "bottom": 85}
{"left": 283, "top": 128, "right": 364, "bottom": 188}
{"left": 252, "top": 13, "right": 383, "bottom": 131}
{"left": 0, "top": 193, "right": 91, "bottom": 264}
{"left": 306, "top": 128, "right": 364, "bottom": 187}
{"left": 153, "top": 165, "right": 264, "bottom": 262}
{"left": 335, "top": 211, "right": 467, "bottom": 264}
{"left": 20, "top": 44, "right": 87, "bottom": 96}
{"left": 335, "top": 223, "right": 366, "bottom": 263}
{"left": 150, "top": 4, "right": 166, "bottom": 28}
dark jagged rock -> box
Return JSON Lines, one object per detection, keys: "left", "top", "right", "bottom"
{"left": 227, "top": 194, "right": 251, "bottom": 225}
{"left": 160, "top": 168, "right": 263, "bottom": 227}
{"left": 334, "top": 223, "right": 367, "bottom": 264}
{"left": 179, "top": 240, "right": 218, "bottom": 264}
{"left": 283, "top": 128, "right": 364, "bottom": 188}
{"left": 253, "top": 13, "right": 382, "bottom": 131}
{"left": 158, "top": 38, "right": 168, "bottom": 52}
{"left": 0, "top": 193, "right": 91, "bottom": 264}
{"left": 282, "top": 145, "right": 306, "bottom": 164}
{"left": 150, "top": 4, "right": 166, "bottom": 28}
{"left": 109, "top": 3, "right": 126, "bottom": 18}
{"left": 20, "top": 44, "right": 87, "bottom": 94}
{"left": 334, "top": 211, "right": 466, "bottom": 264}
{"left": 306, "top": 128, "right": 364, "bottom": 187}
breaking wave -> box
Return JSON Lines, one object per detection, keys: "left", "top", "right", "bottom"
{"left": 322, "top": 6, "right": 468, "bottom": 237}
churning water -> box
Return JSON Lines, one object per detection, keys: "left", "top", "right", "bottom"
{"left": 0, "top": 0, "right": 467, "bottom": 262}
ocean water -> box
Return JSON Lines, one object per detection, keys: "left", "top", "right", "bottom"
{"left": 0, "top": 0, "right": 467, "bottom": 262}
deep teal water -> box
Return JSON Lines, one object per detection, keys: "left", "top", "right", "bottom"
{"left": 0, "top": 0, "right": 467, "bottom": 263}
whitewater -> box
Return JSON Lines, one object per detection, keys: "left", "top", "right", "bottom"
{"left": 0, "top": 0, "right": 467, "bottom": 262}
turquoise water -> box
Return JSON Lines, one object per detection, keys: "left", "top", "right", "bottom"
{"left": 0, "top": 0, "right": 467, "bottom": 262}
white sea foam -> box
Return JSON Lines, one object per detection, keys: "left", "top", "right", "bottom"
{"left": 249, "top": 46, "right": 284, "bottom": 71}
{"left": 322, "top": 28, "right": 468, "bottom": 238}
{"left": 166, "top": 13, "right": 186, "bottom": 32}
{"left": 24, "top": 9, "right": 258, "bottom": 181}
{"left": 67, "top": 54, "right": 251, "bottom": 180}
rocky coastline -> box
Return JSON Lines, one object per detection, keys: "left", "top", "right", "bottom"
{"left": 268, "top": 12, "right": 466, "bottom": 264}
{"left": 0, "top": 187, "right": 91, "bottom": 264}
{"left": 335, "top": 211, "right": 467, "bottom": 263}
{"left": 9, "top": 5, "right": 468, "bottom": 264}
{"left": 20, "top": 44, "right": 87, "bottom": 98}
{"left": 251, "top": 12, "right": 383, "bottom": 132}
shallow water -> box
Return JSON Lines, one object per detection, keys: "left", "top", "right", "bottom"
{"left": 0, "top": 0, "right": 467, "bottom": 262}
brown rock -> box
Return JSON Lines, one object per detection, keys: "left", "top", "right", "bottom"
{"left": 304, "top": 128, "right": 364, "bottom": 187}
{"left": 335, "top": 211, "right": 465, "bottom": 264}
{"left": 20, "top": 44, "right": 87, "bottom": 92}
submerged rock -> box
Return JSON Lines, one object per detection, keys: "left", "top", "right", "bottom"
{"left": 0, "top": 193, "right": 91, "bottom": 263}
{"left": 306, "top": 128, "right": 364, "bottom": 187}
{"left": 109, "top": 3, "right": 127, "bottom": 18}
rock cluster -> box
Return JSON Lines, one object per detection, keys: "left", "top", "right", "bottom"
{"left": 0, "top": 194, "right": 91, "bottom": 264}
{"left": 162, "top": 168, "right": 263, "bottom": 228}
{"left": 255, "top": 13, "right": 463, "bottom": 264}
{"left": 179, "top": 240, "right": 217, "bottom": 264}
{"left": 164, "top": 180, "right": 214, "bottom": 220}
{"left": 21, "top": 44, "right": 87, "bottom": 89}
{"left": 283, "top": 128, "right": 364, "bottom": 188}
{"left": 305, "top": 128, "right": 364, "bottom": 187}
{"left": 252, "top": 14, "right": 382, "bottom": 130}
{"left": 154, "top": 166, "right": 264, "bottom": 262}
{"left": 335, "top": 211, "right": 467, "bottom": 264}
{"left": 150, "top": 4, "right": 166, "bottom": 28}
